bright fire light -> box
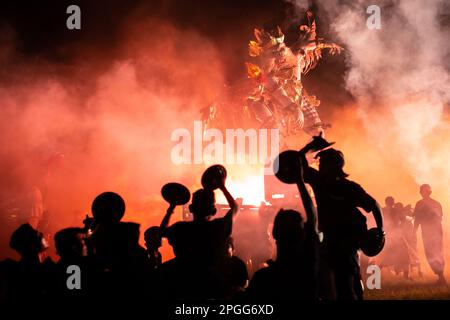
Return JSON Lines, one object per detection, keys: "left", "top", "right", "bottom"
{"left": 215, "top": 171, "right": 265, "bottom": 206}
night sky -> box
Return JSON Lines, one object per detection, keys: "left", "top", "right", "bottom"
{"left": 0, "top": 0, "right": 351, "bottom": 107}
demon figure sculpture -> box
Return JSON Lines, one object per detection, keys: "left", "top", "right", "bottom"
{"left": 203, "top": 11, "right": 343, "bottom": 138}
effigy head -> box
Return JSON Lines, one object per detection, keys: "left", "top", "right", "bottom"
{"left": 255, "top": 26, "right": 284, "bottom": 45}
{"left": 249, "top": 26, "right": 285, "bottom": 57}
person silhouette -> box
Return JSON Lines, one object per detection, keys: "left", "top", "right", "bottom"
{"left": 144, "top": 226, "right": 163, "bottom": 271}
{"left": 391, "top": 203, "right": 412, "bottom": 279}
{"left": 299, "top": 137, "right": 384, "bottom": 300}
{"left": 0, "top": 223, "right": 53, "bottom": 302}
{"left": 49, "top": 227, "right": 90, "bottom": 298}
{"left": 413, "top": 184, "right": 446, "bottom": 285}
{"left": 89, "top": 192, "right": 126, "bottom": 273}
{"left": 162, "top": 180, "right": 238, "bottom": 299}
{"left": 383, "top": 196, "right": 396, "bottom": 230}
{"left": 247, "top": 156, "right": 320, "bottom": 299}
{"left": 222, "top": 237, "right": 249, "bottom": 299}
{"left": 89, "top": 192, "right": 150, "bottom": 297}
{"left": 54, "top": 228, "right": 88, "bottom": 263}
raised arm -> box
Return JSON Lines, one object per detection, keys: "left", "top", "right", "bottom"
{"left": 299, "top": 132, "right": 331, "bottom": 155}
{"left": 296, "top": 157, "right": 319, "bottom": 239}
{"left": 219, "top": 184, "right": 238, "bottom": 220}
{"left": 160, "top": 203, "right": 176, "bottom": 230}
{"left": 296, "top": 179, "right": 319, "bottom": 238}
{"left": 356, "top": 188, "right": 384, "bottom": 235}
{"left": 299, "top": 134, "right": 329, "bottom": 182}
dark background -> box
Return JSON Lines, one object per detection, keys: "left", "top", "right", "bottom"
{"left": 0, "top": 0, "right": 351, "bottom": 106}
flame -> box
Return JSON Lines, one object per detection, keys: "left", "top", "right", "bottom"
{"left": 215, "top": 167, "right": 265, "bottom": 206}
{"left": 245, "top": 62, "right": 262, "bottom": 79}
{"left": 248, "top": 41, "right": 263, "bottom": 57}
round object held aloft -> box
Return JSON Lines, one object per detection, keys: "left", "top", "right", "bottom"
{"left": 91, "top": 192, "right": 126, "bottom": 224}
{"left": 274, "top": 150, "right": 302, "bottom": 184}
{"left": 161, "top": 183, "right": 191, "bottom": 205}
{"left": 201, "top": 164, "right": 227, "bottom": 190}
{"left": 360, "top": 228, "right": 385, "bottom": 257}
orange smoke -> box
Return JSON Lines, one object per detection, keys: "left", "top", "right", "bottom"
{"left": 0, "top": 19, "right": 226, "bottom": 259}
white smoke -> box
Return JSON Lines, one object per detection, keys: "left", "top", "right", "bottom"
{"left": 285, "top": 0, "right": 450, "bottom": 280}
{"left": 290, "top": 0, "right": 450, "bottom": 189}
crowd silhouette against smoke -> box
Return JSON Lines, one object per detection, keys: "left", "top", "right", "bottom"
{"left": 0, "top": 135, "right": 446, "bottom": 302}
{"left": 0, "top": 0, "right": 450, "bottom": 304}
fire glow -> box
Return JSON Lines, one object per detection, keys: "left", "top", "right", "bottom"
{"left": 217, "top": 174, "right": 265, "bottom": 206}
{"left": 0, "top": 0, "right": 449, "bottom": 281}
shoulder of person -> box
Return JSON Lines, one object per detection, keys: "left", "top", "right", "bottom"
{"left": 213, "top": 216, "right": 231, "bottom": 225}
{"left": 305, "top": 166, "right": 319, "bottom": 177}
{"left": 431, "top": 198, "right": 442, "bottom": 207}
{"left": 0, "top": 258, "right": 18, "bottom": 271}
{"left": 230, "top": 255, "right": 247, "bottom": 267}
{"left": 227, "top": 256, "right": 249, "bottom": 277}
{"left": 251, "top": 264, "right": 275, "bottom": 281}
{"left": 342, "top": 179, "right": 367, "bottom": 194}
{"left": 165, "top": 221, "right": 188, "bottom": 236}
{"left": 415, "top": 199, "right": 424, "bottom": 207}
{"left": 342, "top": 178, "right": 360, "bottom": 187}
{"left": 171, "top": 221, "right": 188, "bottom": 228}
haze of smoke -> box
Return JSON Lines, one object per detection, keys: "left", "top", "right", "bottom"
{"left": 319, "top": 0, "right": 450, "bottom": 188}
{"left": 287, "top": 0, "right": 450, "bottom": 276}
{"left": 0, "top": 20, "right": 225, "bottom": 257}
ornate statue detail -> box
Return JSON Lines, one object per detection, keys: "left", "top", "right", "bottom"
{"left": 203, "top": 11, "right": 343, "bottom": 139}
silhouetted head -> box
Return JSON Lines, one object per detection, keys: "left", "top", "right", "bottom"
{"left": 9, "top": 223, "right": 47, "bottom": 258}
{"left": 394, "top": 202, "right": 404, "bottom": 210}
{"left": 404, "top": 204, "right": 413, "bottom": 216}
{"left": 315, "top": 148, "right": 348, "bottom": 179}
{"left": 393, "top": 202, "right": 409, "bottom": 223}
{"left": 144, "top": 226, "right": 162, "bottom": 251}
{"left": 385, "top": 196, "right": 395, "bottom": 208}
{"left": 91, "top": 192, "right": 125, "bottom": 224}
{"left": 272, "top": 209, "right": 305, "bottom": 246}
{"left": 54, "top": 227, "right": 87, "bottom": 261}
{"left": 189, "top": 189, "right": 217, "bottom": 220}
{"left": 420, "top": 184, "right": 432, "bottom": 199}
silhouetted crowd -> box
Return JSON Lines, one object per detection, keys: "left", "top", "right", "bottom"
{"left": 377, "top": 185, "right": 446, "bottom": 284}
{"left": 0, "top": 136, "right": 446, "bottom": 303}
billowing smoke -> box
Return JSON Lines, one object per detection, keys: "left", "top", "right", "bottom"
{"left": 0, "top": 18, "right": 225, "bottom": 258}
{"left": 287, "top": 0, "right": 450, "bottom": 278}
{"left": 285, "top": 0, "right": 450, "bottom": 189}
{"left": 324, "top": 0, "right": 450, "bottom": 189}
{"left": 1, "top": 1, "right": 449, "bottom": 281}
